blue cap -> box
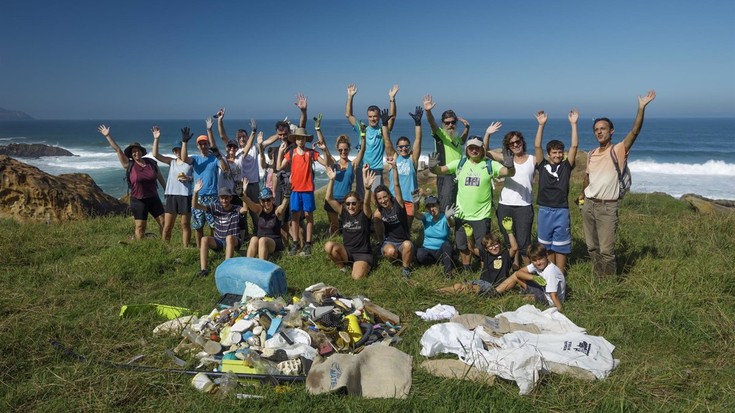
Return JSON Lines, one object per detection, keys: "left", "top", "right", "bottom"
{"left": 259, "top": 188, "right": 274, "bottom": 200}
{"left": 172, "top": 140, "right": 182, "bottom": 151}
{"left": 424, "top": 195, "right": 439, "bottom": 207}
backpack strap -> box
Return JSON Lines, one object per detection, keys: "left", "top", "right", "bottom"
{"left": 609, "top": 146, "right": 623, "bottom": 179}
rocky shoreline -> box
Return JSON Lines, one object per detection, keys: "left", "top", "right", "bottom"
{"left": 0, "top": 143, "right": 75, "bottom": 158}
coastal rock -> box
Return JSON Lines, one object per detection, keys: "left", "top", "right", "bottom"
{"left": 0, "top": 155, "right": 128, "bottom": 222}
{"left": 0, "top": 143, "right": 74, "bottom": 158}
{"left": 680, "top": 194, "right": 735, "bottom": 214}
{"left": 0, "top": 107, "right": 33, "bottom": 120}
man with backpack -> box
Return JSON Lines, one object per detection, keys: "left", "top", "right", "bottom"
{"left": 578, "top": 90, "right": 656, "bottom": 277}
{"left": 429, "top": 137, "right": 515, "bottom": 273}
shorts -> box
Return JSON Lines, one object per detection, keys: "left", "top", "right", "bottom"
{"left": 521, "top": 280, "right": 550, "bottom": 306}
{"left": 273, "top": 237, "right": 285, "bottom": 252}
{"left": 191, "top": 194, "right": 218, "bottom": 230}
{"left": 290, "top": 191, "right": 316, "bottom": 213}
{"left": 497, "top": 203, "right": 534, "bottom": 256}
{"left": 164, "top": 195, "right": 192, "bottom": 215}
{"left": 436, "top": 175, "right": 458, "bottom": 211}
{"left": 369, "top": 169, "right": 384, "bottom": 191}
{"left": 213, "top": 236, "right": 241, "bottom": 251}
{"left": 347, "top": 251, "right": 375, "bottom": 268}
{"left": 470, "top": 279, "right": 496, "bottom": 296}
{"left": 537, "top": 206, "right": 572, "bottom": 254}
{"left": 382, "top": 240, "right": 413, "bottom": 257}
{"left": 131, "top": 195, "right": 164, "bottom": 221}
{"left": 403, "top": 201, "right": 414, "bottom": 217}
{"left": 454, "top": 219, "right": 490, "bottom": 252}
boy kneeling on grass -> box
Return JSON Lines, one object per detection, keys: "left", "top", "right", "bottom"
{"left": 495, "top": 242, "right": 567, "bottom": 311}
{"left": 193, "top": 180, "right": 248, "bottom": 277}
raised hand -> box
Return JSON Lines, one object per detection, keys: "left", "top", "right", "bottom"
{"left": 409, "top": 106, "right": 424, "bottom": 126}
{"left": 486, "top": 121, "right": 502, "bottom": 135}
{"left": 313, "top": 113, "right": 322, "bottom": 130}
{"left": 194, "top": 179, "right": 204, "bottom": 193}
{"left": 315, "top": 141, "right": 326, "bottom": 150}
{"left": 444, "top": 204, "right": 456, "bottom": 219}
{"left": 502, "top": 147, "right": 515, "bottom": 168}
{"left": 502, "top": 216, "right": 514, "bottom": 233}
{"left": 411, "top": 189, "right": 422, "bottom": 204}
{"left": 205, "top": 117, "right": 213, "bottom": 130}
{"left": 386, "top": 155, "right": 396, "bottom": 169}
{"left": 325, "top": 164, "right": 337, "bottom": 180}
{"left": 242, "top": 176, "right": 249, "bottom": 187}
{"left": 638, "top": 90, "right": 656, "bottom": 108}
{"left": 422, "top": 94, "right": 435, "bottom": 111}
{"left": 180, "top": 127, "right": 193, "bottom": 143}
{"left": 295, "top": 93, "right": 307, "bottom": 110}
{"left": 215, "top": 108, "right": 225, "bottom": 119}
{"left": 97, "top": 124, "right": 110, "bottom": 137}
{"left": 568, "top": 109, "right": 579, "bottom": 124}
{"left": 279, "top": 141, "right": 288, "bottom": 153}
{"left": 347, "top": 83, "right": 357, "bottom": 97}
{"left": 534, "top": 110, "right": 547, "bottom": 125}
{"left": 358, "top": 120, "right": 367, "bottom": 135}
{"left": 151, "top": 126, "right": 161, "bottom": 140}
{"left": 428, "top": 152, "right": 440, "bottom": 169}
{"left": 458, "top": 117, "right": 470, "bottom": 129}
{"left": 388, "top": 84, "right": 399, "bottom": 99}
{"left": 257, "top": 131, "right": 264, "bottom": 148}
{"left": 250, "top": 118, "right": 257, "bottom": 131}
{"left": 380, "top": 108, "right": 393, "bottom": 126}
{"left": 363, "top": 167, "right": 376, "bottom": 189}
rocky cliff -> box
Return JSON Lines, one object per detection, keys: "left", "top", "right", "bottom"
{"left": 0, "top": 155, "right": 128, "bottom": 222}
{"left": 0, "top": 143, "right": 74, "bottom": 157}
{"left": 0, "top": 107, "right": 33, "bottom": 120}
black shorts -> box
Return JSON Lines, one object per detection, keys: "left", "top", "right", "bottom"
{"left": 131, "top": 196, "right": 164, "bottom": 220}
{"left": 347, "top": 251, "right": 374, "bottom": 268}
{"left": 164, "top": 195, "right": 192, "bottom": 214}
{"left": 324, "top": 199, "right": 344, "bottom": 214}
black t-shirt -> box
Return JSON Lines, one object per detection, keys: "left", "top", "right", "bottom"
{"left": 341, "top": 208, "right": 371, "bottom": 254}
{"left": 379, "top": 199, "right": 410, "bottom": 243}
{"left": 536, "top": 159, "right": 574, "bottom": 208}
{"left": 479, "top": 249, "right": 512, "bottom": 286}
{"left": 257, "top": 209, "right": 281, "bottom": 240}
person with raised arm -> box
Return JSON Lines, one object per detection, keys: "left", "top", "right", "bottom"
{"left": 317, "top": 112, "right": 367, "bottom": 235}
{"left": 240, "top": 177, "right": 289, "bottom": 260}
{"left": 151, "top": 126, "right": 192, "bottom": 246}
{"left": 98, "top": 124, "right": 165, "bottom": 240}
{"left": 533, "top": 109, "right": 579, "bottom": 274}
{"left": 579, "top": 90, "right": 656, "bottom": 277}
{"left": 345, "top": 83, "right": 398, "bottom": 193}
{"left": 324, "top": 165, "right": 377, "bottom": 280}
{"left": 180, "top": 119, "right": 228, "bottom": 248}
{"left": 384, "top": 106, "right": 424, "bottom": 230}
{"left": 429, "top": 136, "right": 515, "bottom": 274}
{"left": 423, "top": 94, "right": 470, "bottom": 210}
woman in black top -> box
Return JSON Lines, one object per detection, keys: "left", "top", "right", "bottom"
{"left": 324, "top": 165, "right": 376, "bottom": 280}
{"left": 241, "top": 177, "right": 289, "bottom": 260}
{"left": 374, "top": 157, "right": 414, "bottom": 278}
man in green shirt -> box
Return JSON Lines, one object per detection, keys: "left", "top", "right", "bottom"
{"left": 430, "top": 137, "right": 515, "bottom": 272}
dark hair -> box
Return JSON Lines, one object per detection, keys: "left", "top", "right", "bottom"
{"left": 237, "top": 128, "right": 248, "bottom": 135}
{"left": 396, "top": 136, "right": 410, "bottom": 146}
{"left": 503, "top": 131, "right": 527, "bottom": 152}
{"left": 374, "top": 184, "right": 391, "bottom": 198}
{"left": 546, "top": 140, "right": 565, "bottom": 153}
{"left": 441, "top": 110, "right": 457, "bottom": 122}
{"left": 367, "top": 105, "right": 381, "bottom": 114}
{"left": 481, "top": 233, "right": 502, "bottom": 249}
{"left": 275, "top": 120, "right": 289, "bottom": 131}
{"left": 527, "top": 242, "right": 548, "bottom": 260}
{"left": 593, "top": 117, "right": 614, "bottom": 131}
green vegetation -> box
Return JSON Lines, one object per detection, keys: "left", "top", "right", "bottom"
{"left": 1, "top": 188, "right": 734, "bottom": 412}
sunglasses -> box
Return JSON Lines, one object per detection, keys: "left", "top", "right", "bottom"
{"left": 467, "top": 146, "right": 482, "bottom": 151}
{"left": 509, "top": 140, "right": 522, "bottom": 147}
{"left": 344, "top": 201, "right": 358, "bottom": 206}
{"left": 338, "top": 148, "right": 350, "bottom": 153}
{"left": 443, "top": 120, "right": 457, "bottom": 125}
{"left": 397, "top": 145, "right": 409, "bottom": 150}
{"left": 486, "top": 243, "right": 501, "bottom": 249}
{"left": 260, "top": 198, "right": 273, "bottom": 203}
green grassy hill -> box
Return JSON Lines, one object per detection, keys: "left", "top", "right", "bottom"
{"left": 1, "top": 186, "right": 733, "bottom": 412}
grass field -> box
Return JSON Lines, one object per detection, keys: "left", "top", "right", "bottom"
{"left": 1, "top": 186, "right": 734, "bottom": 412}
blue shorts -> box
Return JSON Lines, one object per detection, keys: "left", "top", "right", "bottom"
{"left": 191, "top": 194, "right": 218, "bottom": 230}
{"left": 537, "top": 206, "right": 572, "bottom": 254}
{"left": 213, "top": 236, "right": 241, "bottom": 251}
{"left": 522, "top": 280, "right": 550, "bottom": 306}
{"left": 470, "top": 280, "right": 496, "bottom": 296}
{"left": 290, "top": 191, "right": 316, "bottom": 213}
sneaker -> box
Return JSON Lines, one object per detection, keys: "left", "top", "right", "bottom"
{"left": 288, "top": 243, "right": 299, "bottom": 256}
{"left": 300, "top": 243, "right": 312, "bottom": 257}
{"left": 401, "top": 267, "right": 411, "bottom": 279}
{"left": 197, "top": 269, "right": 209, "bottom": 278}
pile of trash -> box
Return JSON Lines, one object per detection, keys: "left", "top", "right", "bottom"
{"left": 153, "top": 282, "right": 404, "bottom": 387}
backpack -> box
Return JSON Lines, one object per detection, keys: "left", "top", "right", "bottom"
{"left": 288, "top": 147, "right": 316, "bottom": 176}
{"left": 125, "top": 158, "right": 159, "bottom": 191}
{"left": 456, "top": 156, "right": 495, "bottom": 176}
{"left": 609, "top": 148, "right": 631, "bottom": 199}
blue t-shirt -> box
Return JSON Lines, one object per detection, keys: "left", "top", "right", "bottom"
{"left": 332, "top": 161, "right": 354, "bottom": 202}
{"left": 389, "top": 154, "right": 417, "bottom": 201}
{"left": 420, "top": 213, "right": 449, "bottom": 250}
{"left": 354, "top": 122, "right": 384, "bottom": 170}
{"left": 191, "top": 154, "right": 219, "bottom": 196}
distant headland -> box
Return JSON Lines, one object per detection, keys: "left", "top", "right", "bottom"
{"left": 0, "top": 107, "right": 34, "bottom": 120}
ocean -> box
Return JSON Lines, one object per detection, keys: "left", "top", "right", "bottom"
{"left": 2, "top": 118, "right": 734, "bottom": 200}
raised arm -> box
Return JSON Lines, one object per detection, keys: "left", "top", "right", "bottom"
{"left": 428, "top": 152, "right": 450, "bottom": 175}
{"left": 324, "top": 166, "right": 342, "bottom": 214}
{"left": 276, "top": 141, "right": 289, "bottom": 171}
{"left": 258, "top": 133, "right": 268, "bottom": 169}
{"left": 502, "top": 217, "right": 519, "bottom": 263}
{"left": 241, "top": 121, "right": 257, "bottom": 156}
{"left": 205, "top": 117, "right": 217, "bottom": 149}
{"left": 534, "top": 110, "right": 548, "bottom": 166}
{"left": 295, "top": 93, "right": 307, "bottom": 128}
{"left": 422, "top": 94, "right": 439, "bottom": 133}
{"left": 381, "top": 109, "right": 396, "bottom": 159}
{"left": 98, "top": 124, "right": 129, "bottom": 169}
{"left": 345, "top": 83, "right": 357, "bottom": 127}
{"left": 388, "top": 156, "right": 404, "bottom": 205}
{"left": 240, "top": 177, "right": 262, "bottom": 214}
{"left": 180, "top": 127, "right": 194, "bottom": 163}
{"left": 362, "top": 165, "right": 375, "bottom": 217}
{"left": 352, "top": 125, "right": 367, "bottom": 173}
{"left": 409, "top": 106, "right": 424, "bottom": 167}
{"left": 458, "top": 116, "right": 470, "bottom": 143}
{"left": 483, "top": 121, "right": 502, "bottom": 152}
{"left": 567, "top": 109, "right": 579, "bottom": 168}
{"left": 215, "top": 108, "right": 229, "bottom": 145}
{"left": 192, "top": 180, "right": 206, "bottom": 210}
{"left": 388, "top": 84, "right": 398, "bottom": 131}
{"left": 622, "top": 90, "right": 656, "bottom": 151}
{"left": 151, "top": 126, "right": 172, "bottom": 165}
{"left": 498, "top": 147, "right": 516, "bottom": 178}
{"left": 315, "top": 141, "right": 334, "bottom": 168}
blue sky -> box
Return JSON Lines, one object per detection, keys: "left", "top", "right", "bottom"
{"left": 1, "top": 0, "right": 733, "bottom": 119}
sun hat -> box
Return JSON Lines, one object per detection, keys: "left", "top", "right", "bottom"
{"left": 259, "top": 188, "right": 274, "bottom": 200}
{"left": 465, "top": 137, "right": 483, "bottom": 148}
{"left": 287, "top": 127, "right": 314, "bottom": 143}
{"left": 218, "top": 187, "right": 234, "bottom": 197}
{"left": 171, "top": 140, "right": 182, "bottom": 151}
{"left": 123, "top": 142, "right": 147, "bottom": 159}
{"left": 196, "top": 135, "right": 209, "bottom": 144}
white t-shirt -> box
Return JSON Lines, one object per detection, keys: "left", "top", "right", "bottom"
{"left": 527, "top": 261, "right": 566, "bottom": 306}
{"left": 500, "top": 154, "right": 535, "bottom": 206}
{"left": 237, "top": 145, "right": 260, "bottom": 182}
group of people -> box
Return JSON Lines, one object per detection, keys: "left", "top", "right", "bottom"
{"left": 100, "top": 85, "right": 656, "bottom": 311}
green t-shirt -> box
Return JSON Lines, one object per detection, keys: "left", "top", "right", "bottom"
{"left": 446, "top": 157, "right": 503, "bottom": 221}
{"left": 433, "top": 128, "right": 464, "bottom": 164}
